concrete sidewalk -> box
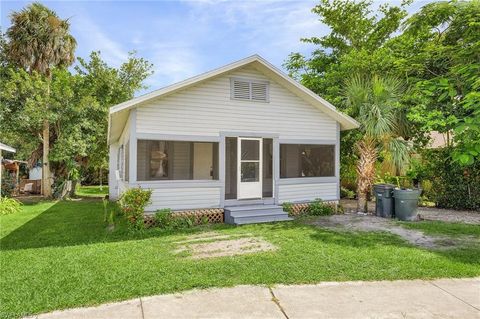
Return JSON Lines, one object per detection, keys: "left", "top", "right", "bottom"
{"left": 27, "top": 278, "right": 479, "bottom": 319}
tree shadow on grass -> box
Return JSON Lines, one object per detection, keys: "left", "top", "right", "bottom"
{"left": 241, "top": 218, "right": 407, "bottom": 249}
{"left": 1, "top": 199, "right": 111, "bottom": 250}
{"left": 0, "top": 198, "right": 227, "bottom": 251}
{"left": 3, "top": 202, "right": 479, "bottom": 268}
{"left": 301, "top": 218, "right": 480, "bottom": 266}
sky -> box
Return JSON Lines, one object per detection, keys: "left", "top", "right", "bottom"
{"left": 1, "top": 0, "right": 435, "bottom": 95}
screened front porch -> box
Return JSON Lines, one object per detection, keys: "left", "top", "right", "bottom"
{"left": 111, "top": 132, "right": 339, "bottom": 211}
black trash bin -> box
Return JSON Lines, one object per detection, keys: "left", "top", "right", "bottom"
{"left": 373, "top": 184, "right": 395, "bottom": 217}
{"left": 382, "top": 186, "right": 395, "bottom": 218}
{"left": 394, "top": 188, "right": 421, "bottom": 221}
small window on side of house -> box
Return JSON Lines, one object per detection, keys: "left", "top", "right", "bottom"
{"left": 117, "top": 145, "right": 124, "bottom": 180}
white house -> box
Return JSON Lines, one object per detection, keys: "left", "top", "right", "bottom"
{"left": 108, "top": 55, "right": 359, "bottom": 224}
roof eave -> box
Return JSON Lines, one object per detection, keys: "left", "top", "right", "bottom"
{"left": 0, "top": 142, "right": 16, "bottom": 153}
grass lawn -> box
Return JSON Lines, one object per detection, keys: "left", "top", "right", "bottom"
{"left": 398, "top": 220, "right": 480, "bottom": 237}
{"left": 1, "top": 199, "right": 479, "bottom": 318}
{"left": 75, "top": 185, "right": 109, "bottom": 198}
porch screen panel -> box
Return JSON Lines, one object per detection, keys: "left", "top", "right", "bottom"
{"left": 225, "top": 137, "right": 237, "bottom": 199}
{"left": 263, "top": 138, "right": 273, "bottom": 197}
{"left": 280, "top": 144, "right": 335, "bottom": 178}
{"left": 137, "top": 140, "right": 218, "bottom": 181}
{"left": 117, "top": 145, "right": 124, "bottom": 180}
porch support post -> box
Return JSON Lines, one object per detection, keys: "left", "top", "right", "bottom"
{"left": 129, "top": 109, "right": 137, "bottom": 183}
{"left": 273, "top": 137, "right": 280, "bottom": 205}
{"left": 108, "top": 142, "right": 119, "bottom": 200}
{"left": 219, "top": 136, "right": 226, "bottom": 207}
{"left": 336, "top": 123, "right": 341, "bottom": 201}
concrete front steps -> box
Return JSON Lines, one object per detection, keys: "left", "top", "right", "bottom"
{"left": 224, "top": 204, "right": 292, "bottom": 225}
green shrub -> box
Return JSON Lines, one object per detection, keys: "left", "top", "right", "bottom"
{"left": 340, "top": 187, "right": 355, "bottom": 199}
{"left": 154, "top": 209, "right": 195, "bottom": 230}
{"left": 107, "top": 210, "right": 115, "bottom": 225}
{"left": 418, "top": 148, "right": 480, "bottom": 210}
{"left": 282, "top": 202, "right": 294, "bottom": 214}
{"left": 118, "top": 187, "right": 152, "bottom": 230}
{"left": 102, "top": 197, "right": 109, "bottom": 223}
{"left": 1, "top": 174, "right": 15, "bottom": 197}
{"left": 308, "top": 198, "right": 334, "bottom": 216}
{"left": 172, "top": 215, "right": 195, "bottom": 229}
{"left": 0, "top": 197, "right": 22, "bottom": 215}
{"left": 201, "top": 215, "right": 209, "bottom": 225}
{"left": 375, "top": 173, "right": 412, "bottom": 188}
{"left": 154, "top": 208, "right": 173, "bottom": 228}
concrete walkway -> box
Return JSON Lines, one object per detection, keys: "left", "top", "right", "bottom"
{"left": 27, "top": 278, "right": 479, "bottom": 319}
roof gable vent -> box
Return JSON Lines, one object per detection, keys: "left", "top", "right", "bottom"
{"left": 232, "top": 79, "right": 251, "bottom": 100}
{"left": 251, "top": 82, "right": 268, "bottom": 101}
{"left": 231, "top": 78, "right": 269, "bottom": 102}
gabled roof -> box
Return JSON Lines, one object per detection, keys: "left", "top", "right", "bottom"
{"left": 109, "top": 54, "right": 359, "bottom": 143}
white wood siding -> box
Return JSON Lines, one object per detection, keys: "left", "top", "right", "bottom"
{"left": 108, "top": 143, "right": 120, "bottom": 200}
{"left": 278, "top": 183, "right": 338, "bottom": 203}
{"left": 116, "top": 113, "right": 130, "bottom": 182}
{"left": 172, "top": 142, "right": 191, "bottom": 179}
{"left": 136, "top": 67, "right": 337, "bottom": 140}
{"left": 119, "top": 114, "right": 130, "bottom": 145}
{"left": 145, "top": 187, "right": 221, "bottom": 211}
{"left": 118, "top": 180, "right": 129, "bottom": 196}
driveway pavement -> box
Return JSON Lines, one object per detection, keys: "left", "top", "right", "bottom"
{"left": 26, "top": 278, "right": 479, "bottom": 319}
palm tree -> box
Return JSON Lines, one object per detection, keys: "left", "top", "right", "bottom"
{"left": 6, "top": 2, "right": 76, "bottom": 197}
{"left": 344, "top": 75, "right": 410, "bottom": 213}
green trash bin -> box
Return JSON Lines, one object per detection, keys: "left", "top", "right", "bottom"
{"left": 373, "top": 184, "right": 395, "bottom": 217}
{"left": 393, "top": 188, "right": 421, "bottom": 221}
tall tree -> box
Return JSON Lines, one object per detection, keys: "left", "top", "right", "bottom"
{"left": 395, "top": 0, "right": 480, "bottom": 165}
{"left": 71, "top": 51, "right": 152, "bottom": 185}
{"left": 283, "top": 0, "right": 412, "bottom": 200}
{"left": 6, "top": 2, "right": 76, "bottom": 196}
{"left": 1, "top": 51, "right": 153, "bottom": 195}
{"left": 344, "top": 75, "right": 409, "bottom": 212}
{"left": 284, "top": 0, "right": 410, "bottom": 106}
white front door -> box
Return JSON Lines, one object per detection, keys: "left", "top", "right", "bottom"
{"left": 237, "top": 137, "right": 263, "bottom": 199}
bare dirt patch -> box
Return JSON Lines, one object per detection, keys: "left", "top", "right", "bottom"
{"left": 340, "top": 199, "right": 480, "bottom": 224}
{"left": 309, "top": 214, "right": 475, "bottom": 249}
{"left": 417, "top": 207, "right": 480, "bottom": 225}
{"left": 173, "top": 232, "right": 277, "bottom": 259}
{"left": 173, "top": 232, "right": 235, "bottom": 244}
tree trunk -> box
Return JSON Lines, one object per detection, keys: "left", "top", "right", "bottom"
{"left": 357, "top": 192, "right": 368, "bottom": 213}
{"left": 69, "top": 179, "right": 77, "bottom": 198}
{"left": 99, "top": 167, "right": 102, "bottom": 189}
{"left": 42, "top": 120, "right": 52, "bottom": 197}
{"left": 356, "top": 139, "right": 377, "bottom": 213}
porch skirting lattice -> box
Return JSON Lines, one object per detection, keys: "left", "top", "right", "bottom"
{"left": 288, "top": 201, "right": 339, "bottom": 216}
{"left": 144, "top": 208, "right": 224, "bottom": 227}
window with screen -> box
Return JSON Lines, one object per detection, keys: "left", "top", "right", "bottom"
{"left": 137, "top": 140, "right": 219, "bottom": 181}
{"left": 280, "top": 144, "right": 335, "bottom": 178}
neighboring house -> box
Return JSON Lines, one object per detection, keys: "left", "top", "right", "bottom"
{"left": 108, "top": 55, "right": 359, "bottom": 224}
{"left": 427, "top": 131, "right": 453, "bottom": 149}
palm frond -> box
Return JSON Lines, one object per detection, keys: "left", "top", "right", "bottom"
{"left": 343, "top": 74, "right": 369, "bottom": 117}
{"left": 383, "top": 138, "right": 411, "bottom": 174}
{"left": 6, "top": 2, "right": 76, "bottom": 76}
{"left": 345, "top": 73, "right": 405, "bottom": 140}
